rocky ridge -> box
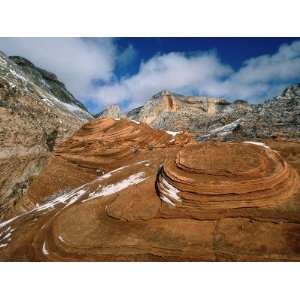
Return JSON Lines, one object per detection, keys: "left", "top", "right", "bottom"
{"left": 0, "top": 51, "right": 93, "bottom": 216}
{"left": 97, "top": 86, "right": 300, "bottom": 141}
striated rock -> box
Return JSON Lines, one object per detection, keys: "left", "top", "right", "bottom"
{"left": 0, "top": 118, "right": 299, "bottom": 261}
{"left": 0, "top": 51, "right": 93, "bottom": 217}
{"left": 55, "top": 117, "right": 193, "bottom": 170}
{"left": 25, "top": 118, "right": 194, "bottom": 205}
{"left": 158, "top": 142, "right": 298, "bottom": 215}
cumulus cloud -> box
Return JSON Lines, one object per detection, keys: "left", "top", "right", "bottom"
{"left": 96, "top": 51, "right": 233, "bottom": 109}
{"left": 0, "top": 38, "right": 299, "bottom": 112}
{"left": 0, "top": 37, "right": 116, "bottom": 100}
{"left": 94, "top": 40, "right": 300, "bottom": 110}
{"left": 221, "top": 40, "right": 300, "bottom": 100}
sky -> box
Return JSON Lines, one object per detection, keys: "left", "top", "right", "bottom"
{"left": 0, "top": 37, "right": 299, "bottom": 114}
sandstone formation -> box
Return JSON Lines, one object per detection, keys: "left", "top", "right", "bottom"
{"left": 0, "top": 51, "right": 93, "bottom": 217}
{"left": 25, "top": 118, "right": 194, "bottom": 205}
{"left": 158, "top": 142, "right": 298, "bottom": 215}
{"left": 0, "top": 118, "right": 299, "bottom": 261}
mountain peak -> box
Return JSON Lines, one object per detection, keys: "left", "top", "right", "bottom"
{"left": 95, "top": 104, "right": 125, "bottom": 119}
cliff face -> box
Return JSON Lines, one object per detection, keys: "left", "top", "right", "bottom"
{"left": 0, "top": 51, "right": 93, "bottom": 216}
{"left": 126, "top": 86, "right": 300, "bottom": 141}
{"left": 127, "top": 90, "right": 253, "bottom": 139}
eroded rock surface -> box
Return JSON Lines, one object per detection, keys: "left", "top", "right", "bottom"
{"left": 0, "top": 118, "right": 299, "bottom": 261}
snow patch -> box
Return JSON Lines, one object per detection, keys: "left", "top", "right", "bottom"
{"left": 42, "top": 242, "right": 49, "bottom": 255}
{"left": 131, "top": 120, "right": 140, "bottom": 124}
{"left": 243, "top": 141, "right": 270, "bottom": 149}
{"left": 210, "top": 119, "right": 241, "bottom": 134}
{"left": 166, "top": 130, "right": 180, "bottom": 137}
{"left": 10, "top": 69, "right": 27, "bottom": 82}
{"left": 161, "top": 195, "right": 176, "bottom": 207}
{"left": 159, "top": 176, "right": 181, "bottom": 207}
{"left": 0, "top": 187, "right": 87, "bottom": 229}
{"left": 84, "top": 172, "right": 147, "bottom": 201}
{"left": 100, "top": 172, "right": 112, "bottom": 179}
{"left": 58, "top": 235, "right": 65, "bottom": 243}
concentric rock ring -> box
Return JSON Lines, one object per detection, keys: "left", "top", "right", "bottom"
{"left": 157, "top": 142, "right": 299, "bottom": 210}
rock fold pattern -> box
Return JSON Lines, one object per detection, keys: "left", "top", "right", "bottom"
{"left": 0, "top": 118, "right": 299, "bottom": 261}
{"left": 158, "top": 143, "right": 298, "bottom": 214}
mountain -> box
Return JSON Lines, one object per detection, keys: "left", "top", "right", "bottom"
{"left": 1, "top": 117, "right": 299, "bottom": 261}
{"left": 9, "top": 56, "right": 89, "bottom": 113}
{"left": 125, "top": 89, "right": 252, "bottom": 138}
{"left": 0, "top": 51, "right": 93, "bottom": 217}
{"left": 124, "top": 86, "right": 300, "bottom": 141}
{"left": 236, "top": 83, "right": 300, "bottom": 139}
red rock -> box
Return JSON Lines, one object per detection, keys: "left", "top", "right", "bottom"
{"left": 0, "top": 119, "right": 299, "bottom": 262}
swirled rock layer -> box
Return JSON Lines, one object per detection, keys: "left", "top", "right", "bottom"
{"left": 55, "top": 117, "right": 192, "bottom": 170}
{"left": 24, "top": 117, "right": 194, "bottom": 205}
{"left": 158, "top": 142, "right": 299, "bottom": 213}
{"left": 0, "top": 121, "right": 300, "bottom": 261}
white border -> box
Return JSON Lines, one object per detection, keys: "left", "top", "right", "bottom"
{"left": 0, "top": 0, "right": 299, "bottom": 36}
{"left": 0, "top": 0, "right": 300, "bottom": 299}
{"left": 0, "top": 262, "right": 300, "bottom": 300}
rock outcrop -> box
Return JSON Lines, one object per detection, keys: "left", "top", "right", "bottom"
{"left": 95, "top": 104, "right": 125, "bottom": 119}
{"left": 24, "top": 118, "right": 194, "bottom": 205}
{"left": 237, "top": 84, "right": 300, "bottom": 139}
{"left": 126, "top": 86, "right": 300, "bottom": 141}
{"left": 0, "top": 118, "right": 299, "bottom": 261}
{"left": 0, "top": 51, "right": 93, "bottom": 217}
{"left": 127, "top": 90, "right": 252, "bottom": 139}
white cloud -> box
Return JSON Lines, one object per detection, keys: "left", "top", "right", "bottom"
{"left": 221, "top": 40, "right": 300, "bottom": 100}
{"left": 0, "top": 38, "right": 299, "bottom": 112}
{"left": 95, "top": 51, "right": 233, "bottom": 109}
{"left": 94, "top": 40, "right": 300, "bottom": 109}
{"left": 0, "top": 37, "right": 116, "bottom": 100}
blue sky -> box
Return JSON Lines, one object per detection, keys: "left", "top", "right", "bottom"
{"left": 0, "top": 37, "right": 299, "bottom": 113}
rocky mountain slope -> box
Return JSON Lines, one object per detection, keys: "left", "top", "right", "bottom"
{"left": 0, "top": 118, "right": 299, "bottom": 261}
{"left": 236, "top": 84, "right": 300, "bottom": 139}
{"left": 0, "top": 51, "right": 93, "bottom": 217}
{"left": 127, "top": 90, "right": 251, "bottom": 133}
{"left": 98, "top": 86, "right": 300, "bottom": 141}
